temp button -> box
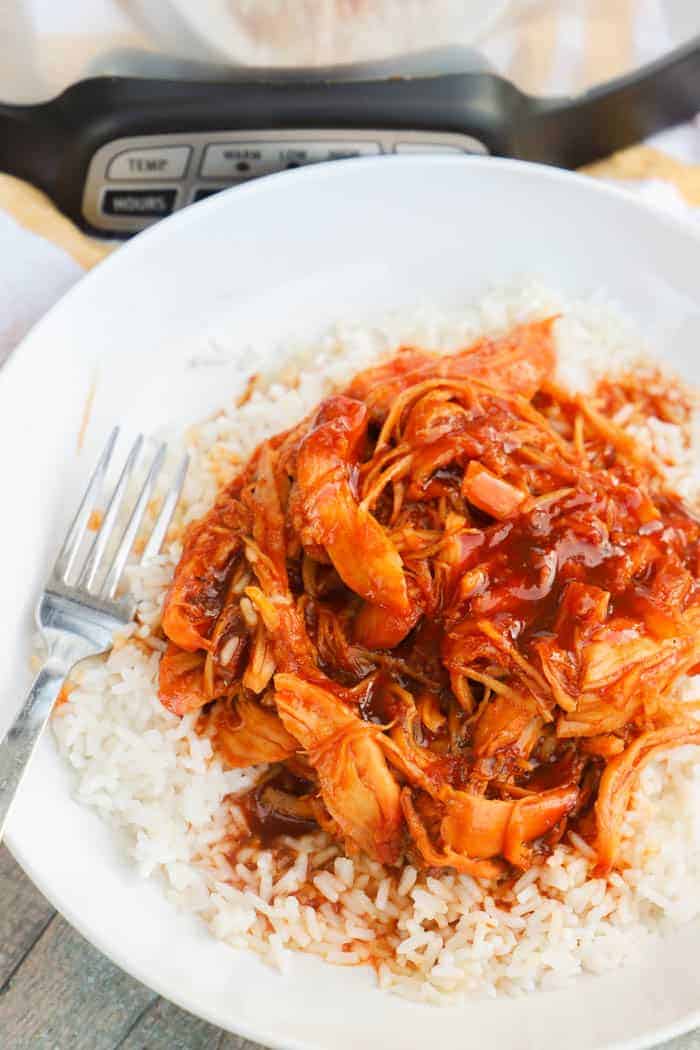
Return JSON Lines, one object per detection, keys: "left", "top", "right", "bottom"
{"left": 107, "top": 146, "right": 191, "bottom": 180}
{"left": 103, "top": 188, "right": 177, "bottom": 217}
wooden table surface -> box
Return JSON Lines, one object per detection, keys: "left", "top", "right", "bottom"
{"left": 2, "top": 144, "right": 700, "bottom": 1048}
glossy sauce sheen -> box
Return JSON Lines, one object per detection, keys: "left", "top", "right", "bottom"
{"left": 456, "top": 489, "right": 697, "bottom": 644}
{"left": 243, "top": 770, "right": 317, "bottom": 846}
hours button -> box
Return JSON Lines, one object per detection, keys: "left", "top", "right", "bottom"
{"left": 107, "top": 146, "right": 191, "bottom": 181}
{"left": 102, "top": 189, "right": 177, "bottom": 217}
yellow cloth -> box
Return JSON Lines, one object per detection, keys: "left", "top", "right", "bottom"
{"left": 0, "top": 173, "right": 113, "bottom": 270}
{"left": 580, "top": 146, "right": 700, "bottom": 207}
{"left": 1, "top": 146, "right": 698, "bottom": 274}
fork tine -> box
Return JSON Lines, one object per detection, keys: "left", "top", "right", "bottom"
{"left": 77, "top": 434, "right": 144, "bottom": 592}
{"left": 53, "top": 427, "right": 119, "bottom": 583}
{"left": 141, "top": 453, "right": 189, "bottom": 562}
{"left": 100, "top": 443, "right": 167, "bottom": 599}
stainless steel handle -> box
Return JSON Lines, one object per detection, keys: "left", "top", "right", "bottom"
{"left": 0, "top": 659, "right": 67, "bottom": 841}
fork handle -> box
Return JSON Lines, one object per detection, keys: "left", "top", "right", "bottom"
{"left": 0, "top": 660, "right": 66, "bottom": 841}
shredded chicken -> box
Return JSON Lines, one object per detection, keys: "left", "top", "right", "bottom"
{"left": 159, "top": 318, "right": 700, "bottom": 876}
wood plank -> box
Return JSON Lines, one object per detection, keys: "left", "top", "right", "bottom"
{"left": 0, "top": 913, "right": 156, "bottom": 1049}
{"left": 661, "top": 1033, "right": 700, "bottom": 1050}
{"left": 0, "top": 845, "right": 55, "bottom": 987}
{"left": 117, "top": 995, "right": 265, "bottom": 1050}
{"left": 218, "top": 1030, "right": 268, "bottom": 1050}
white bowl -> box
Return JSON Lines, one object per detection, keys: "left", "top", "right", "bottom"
{"left": 2, "top": 156, "right": 700, "bottom": 1050}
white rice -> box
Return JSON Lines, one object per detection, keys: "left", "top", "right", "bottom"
{"left": 51, "top": 282, "right": 700, "bottom": 1003}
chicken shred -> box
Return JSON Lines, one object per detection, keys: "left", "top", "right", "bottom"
{"left": 159, "top": 317, "right": 700, "bottom": 876}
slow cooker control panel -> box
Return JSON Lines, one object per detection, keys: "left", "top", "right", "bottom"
{"left": 82, "top": 129, "right": 488, "bottom": 234}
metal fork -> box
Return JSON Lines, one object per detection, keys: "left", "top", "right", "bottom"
{"left": 0, "top": 428, "right": 189, "bottom": 840}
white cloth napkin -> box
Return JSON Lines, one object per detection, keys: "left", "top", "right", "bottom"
{"left": 0, "top": 145, "right": 698, "bottom": 368}
{"left": 0, "top": 211, "right": 82, "bottom": 365}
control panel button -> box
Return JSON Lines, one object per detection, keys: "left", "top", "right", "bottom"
{"left": 394, "top": 142, "right": 465, "bottom": 154}
{"left": 107, "top": 147, "right": 191, "bottom": 180}
{"left": 200, "top": 144, "right": 265, "bottom": 178}
{"left": 102, "top": 188, "right": 177, "bottom": 217}
{"left": 281, "top": 142, "right": 381, "bottom": 163}
{"left": 200, "top": 140, "right": 380, "bottom": 178}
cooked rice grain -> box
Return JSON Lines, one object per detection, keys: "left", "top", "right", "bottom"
{"left": 52, "top": 283, "right": 700, "bottom": 1002}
